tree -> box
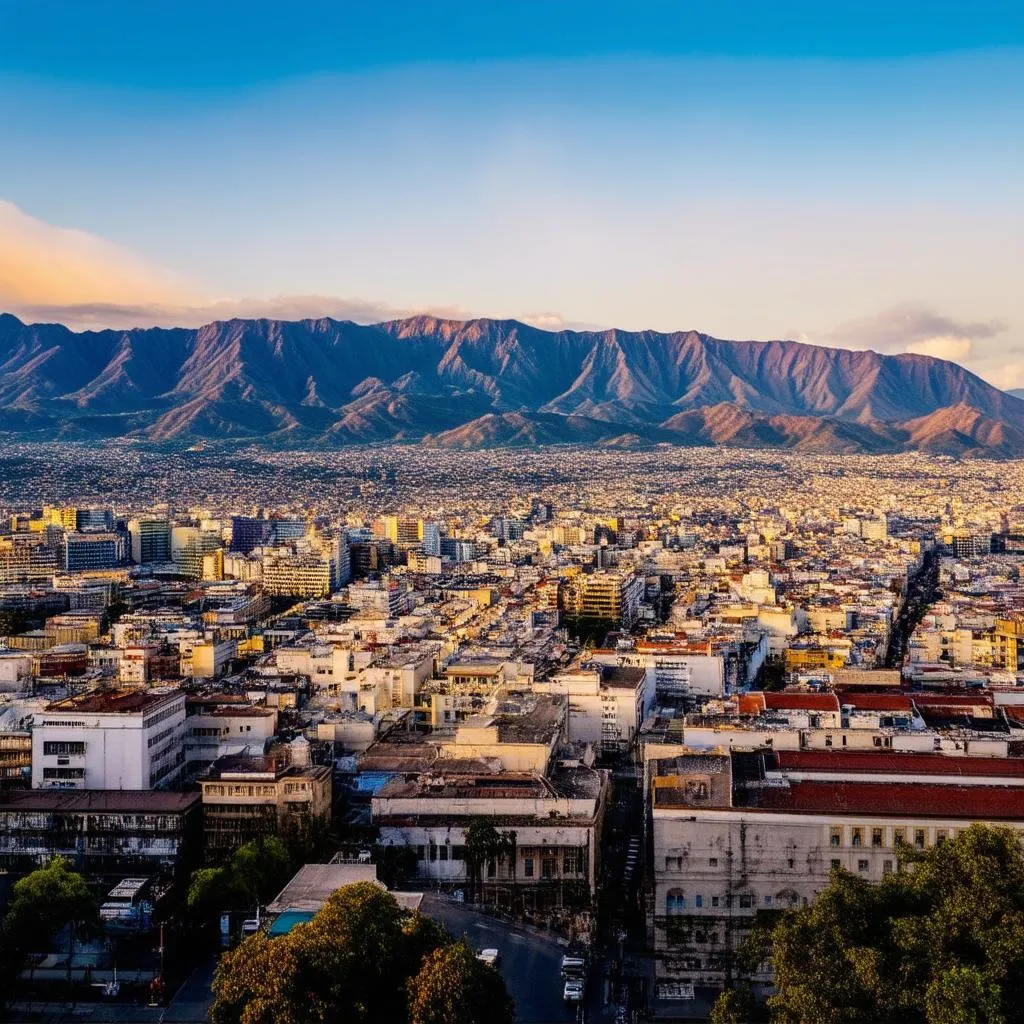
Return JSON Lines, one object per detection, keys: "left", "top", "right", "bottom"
{"left": 0, "top": 856, "right": 102, "bottom": 988}
{"left": 729, "top": 825, "right": 1024, "bottom": 1024}
{"left": 464, "top": 821, "right": 517, "bottom": 904}
{"left": 407, "top": 940, "right": 515, "bottom": 1024}
{"left": 188, "top": 836, "right": 293, "bottom": 921}
{"left": 208, "top": 882, "right": 499, "bottom": 1024}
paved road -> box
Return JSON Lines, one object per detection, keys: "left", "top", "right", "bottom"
{"left": 422, "top": 895, "right": 578, "bottom": 1024}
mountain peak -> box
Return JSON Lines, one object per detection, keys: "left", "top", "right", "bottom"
{"left": 0, "top": 311, "right": 1014, "bottom": 454}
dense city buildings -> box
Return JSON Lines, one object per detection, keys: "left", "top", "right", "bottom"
{"left": 4, "top": 442, "right": 1024, "bottom": 1013}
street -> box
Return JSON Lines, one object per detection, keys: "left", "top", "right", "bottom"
{"left": 422, "top": 894, "right": 578, "bottom": 1024}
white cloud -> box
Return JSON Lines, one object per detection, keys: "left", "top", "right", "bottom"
{"left": 0, "top": 200, "right": 593, "bottom": 333}
{"left": 904, "top": 335, "right": 974, "bottom": 363}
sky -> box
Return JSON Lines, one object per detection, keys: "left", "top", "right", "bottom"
{"left": 1, "top": 0, "right": 1023, "bottom": 385}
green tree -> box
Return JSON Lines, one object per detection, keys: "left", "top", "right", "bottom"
{"left": 407, "top": 940, "right": 515, "bottom": 1024}
{"left": 464, "top": 821, "right": 517, "bottom": 904}
{"left": 0, "top": 856, "right": 102, "bottom": 988}
{"left": 208, "top": 881, "right": 493, "bottom": 1024}
{"left": 711, "top": 983, "right": 761, "bottom": 1024}
{"left": 189, "top": 836, "right": 293, "bottom": 919}
{"left": 734, "top": 825, "right": 1024, "bottom": 1024}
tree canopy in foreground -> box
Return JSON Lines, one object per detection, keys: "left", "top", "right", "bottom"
{"left": 209, "top": 881, "right": 515, "bottom": 1024}
{"left": 714, "top": 823, "right": 1024, "bottom": 1024}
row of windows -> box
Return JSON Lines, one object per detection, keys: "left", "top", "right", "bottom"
{"left": 43, "top": 741, "right": 86, "bottom": 756}
{"left": 204, "top": 784, "right": 278, "bottom": 797}
{"left": 666, "top": 890, "right": 803, "bottom": 913}
{"left": 829, "top": 825, "right": 951, "bottom": 850}
{"left": 42, "top": 767, "right": 85, "bottom": 779}
{"left": 147, "top": 724, "right": 178, "bottom": 749}
{"left": 831, "top": 858, "right": 896, "bottom": 874}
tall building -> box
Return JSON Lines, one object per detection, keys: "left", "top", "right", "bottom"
{"left": 64, "top": 531, "right": 127, "bottom": 571}
{"left": 230, "top": 516, "right": 274, "bottom": 554}
{"left": 32, "top": 689, "right": 187, "bottom": 790}
{"left": 0, "top": 534, "right": 59, "bottom": 584}
{"left": 127, "top": 517, "right": 172, "bottom": 564}
{"left": 172, "top": 526, "right": 223, "bottom": 578}
{"left": 421, "top": 521, "right": 442, "bottom": 557}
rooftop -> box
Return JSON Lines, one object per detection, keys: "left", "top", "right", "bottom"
{"left": 44, "top": 688, "right": 182, "bottom": 715}
{"left": 0, "top": 790, "right": 200, "bottom": 813}
{"left": 750, "top": 780, "right": 1024, "bottom": 820}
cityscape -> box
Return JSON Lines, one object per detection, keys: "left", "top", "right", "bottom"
{"left": 1, "top": 441, "right": 1024, "bottom": 1020}
{"left": 3, "top": 2, "right": 1024, "bottom": 1023}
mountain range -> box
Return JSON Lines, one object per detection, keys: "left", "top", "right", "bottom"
{"left": 0, "top": 311, "right": 1022, "bottom": 455}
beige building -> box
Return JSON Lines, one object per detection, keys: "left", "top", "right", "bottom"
{"left": 649, "top": 747, "right": 1024, "bottom": 996}
{"left": 200, "top": 754, "right": 332, "bottom": 858}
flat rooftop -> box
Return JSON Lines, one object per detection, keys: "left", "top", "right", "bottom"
{"left": 772, "top": 750, "right": 1024, "bottom": 779}
{"left": 0, "top": 790, "right": 200, "bottom": 814}
{"left": 750, "top": 780, "right": 1024, "bottom": 820}
{"left": 45, "top": 688, "right": 181, "bottom": 715}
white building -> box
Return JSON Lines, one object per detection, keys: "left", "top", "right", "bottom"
{"left": 536, "top": 663, "right": 654, "bottom": 754}
{"left": 32, "top": 689, "right": 186, "bottom": 790}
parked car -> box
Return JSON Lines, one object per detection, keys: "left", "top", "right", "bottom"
{"left": 476, "top": 948, "right": 500, "bottom": 967}
{"left": 563, "top": 979, "right": 585, "bottom": 1003}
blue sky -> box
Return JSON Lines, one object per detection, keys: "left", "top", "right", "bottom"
{"left": 1, "top": 1, "right": 1022, "bottom": 384}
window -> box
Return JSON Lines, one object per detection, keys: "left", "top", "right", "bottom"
{"left": 883, "top": 860, "right": 893, "bottom": 875}
{"left": 524, "top": 857, "right": 534, "bottom": 878}
{"left": 709, "top": 857, "right": 718, "bottom": 868}
{"left": 914, "top": 829, "right": 926, "bottom": 850}
{"left": 936, "top": 830, "right": 947, "bottom": 845}
{"left": 831, "top": 859, "right": 841, "bottom": 871}
{"left": 894, "top": 828, "right": 906, "bottom": 847}
{"left": 439, "top": 846, "right": 448, "bottom": 861}
{"left": 416, "top": 845, "right": 425, "bottom": 860}
{"left": 711, "top": 896, "right": 721, "bottom": 908}
{"left": 43, "top": 741, "right": 86, "bottom": 756}
{"left": 764, "top": 895, "right": 773, "bottom": 906}
{"left": 830, "top": 827, "right": 842, "bottom": 848}
{"left": 542, "top": 859, "right": 556, "bottom": 879}
{"left": 872, "top": 828, "right": 884, "bottom": 848}
{"left": 43, "top": 766, "right": 84, "bottom": 779}
{"left": 852, "top": 828, "right": 863, "bottom": 847}
{"left": 858, "top": 860, "right": 869, "bottom": 873}
{"left": 739, "top": 895, "right": 753, "bottom": 909}
{"left": 667, "top": 890, "right": 686, "bottom": 913}
{"left": 695, "top": 895, "right": 703, "bottom": 908}
{"left": 452, "top": 845, "right": 466, "bottom": 861}
{"left": 429, "top": 846, "right": 437, "bottom": 862}
{"left": 788, "top": 858, "right": 795, "bottom": 869}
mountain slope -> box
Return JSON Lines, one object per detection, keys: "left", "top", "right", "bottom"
{"left": 0, "top": 312, "right": 1020, "bottom": 454}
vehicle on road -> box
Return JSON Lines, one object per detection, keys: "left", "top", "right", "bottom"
{"left": 476, "top": 947, "right": 500, "bottom": 967}
{"left": 563, "top": 979, "right": 585, "bottom": 1003}
{"left": 560, "top": 954, "right": 586, "bottom": 978}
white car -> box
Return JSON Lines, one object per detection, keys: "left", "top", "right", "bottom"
{"left": 476, "top": 948, "right": 500, "bottom": 967}
{"left": 564, "top": 979, "right": 585, "bottom": 1003}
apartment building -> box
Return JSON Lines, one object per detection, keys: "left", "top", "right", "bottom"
{"left": 0, "top": 789, "right": 200, "bottom": 872}
{"left": 32, "top": 688, "right": 187, "bottom": 790}
{"left": 649, "top": 747, "right": 1024, "bottom": 996}
{"left": 199, "top": 754, "right": 332, "bottom": 858}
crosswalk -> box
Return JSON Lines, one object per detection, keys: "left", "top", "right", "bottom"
{"left": 622, "top": 837, "right": 641, "bottom": 883}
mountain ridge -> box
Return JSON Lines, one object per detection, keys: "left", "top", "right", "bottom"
{"left": 0, "top": 312, "right": 1021, "bottom": 455}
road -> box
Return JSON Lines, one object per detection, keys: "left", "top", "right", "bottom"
{"left": 422, "top": 894, "right": 578, "bottom": 1024}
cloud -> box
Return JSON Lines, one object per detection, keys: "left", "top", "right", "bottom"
{"left": 1, "top": 200, "right": 591, "bottom": 333}
{"left": 809, "top": 305, "right": 1008, "bottom": 357}
{"left": 0, "top": 199, "right": 198, "bottom": 313}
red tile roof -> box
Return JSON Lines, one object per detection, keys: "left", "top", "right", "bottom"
{"left": 757, "top": 780, "right": 1024, "bottom": 819}
{"left": 841, "top": 694, "right": 914, "bottom": 712}
{"left": 773, "top": 750, "right": 1024, "bottom": 778}
{"left": 763, "top": 692, "right": 841, "bottom": 712}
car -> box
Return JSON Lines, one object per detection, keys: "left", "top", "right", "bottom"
{"left": 560, "top": 954, "right": 586, "bottom": 978}
{"left": 563, "top": 979, "right": 585, "bottom": 1003}
{"left": 476, "top": 948, "right": 500, "bottom": 967}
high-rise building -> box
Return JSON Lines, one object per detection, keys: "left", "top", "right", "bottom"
{"left": 128, "top": 517, "right": 172, "bottom": 564}
{"left": 230, "top": 516, "right": 274, "bottom": 554}
{"left": 64, "top": 531, "right": 127, "bottom": 571}
{"left": 0, "top": 534, "right": 59, "bottom": 584}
